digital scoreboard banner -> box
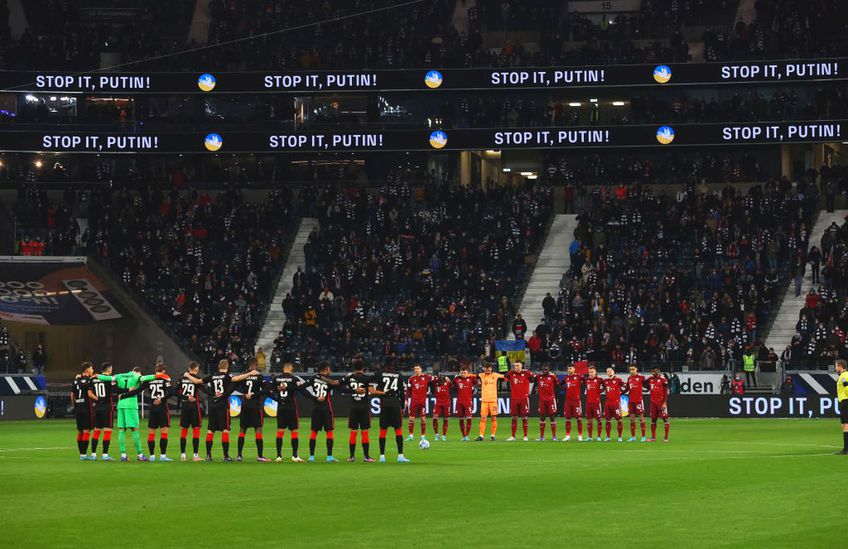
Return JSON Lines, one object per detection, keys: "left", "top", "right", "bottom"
{"left": 0, "top": 121, "right": 844, "bottom": 153}
{"left": 0, "top": 58, "right": 844, "bottom": 93}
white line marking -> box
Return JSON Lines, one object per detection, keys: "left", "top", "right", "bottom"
{"left": 5, "top": 376, "right": 20, "bottom": 394}
{"left": 23, "top": 377, "right": 38, "bottom": 390}
{"left": 800, "top": 372, "right": 828, "bottom": 395}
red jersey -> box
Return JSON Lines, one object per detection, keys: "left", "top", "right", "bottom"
{"left": 453, "top": 375, "right": 477, "bottom": 405}
{"left": 626, "top": 374, "right": 646, "bottom": 402}
{"left": 584, "top": 376, "right": 603, "bottom": 403}
{"left": 603, "top": 376, "right": 625, "bottom": 405}
{"left": 505, "top": 370, "right": 534, "bottom": 400}
{"left": 407, "top": 374, "right": 432, "bottom": 403}
{"left": 731, "top": 379, "right": 745, "bottom": 395}
{"left": 563, "top": 373, "right": 582, "bottom": 402}
{"left": 648, "top": 375, "right": 669, "bottom": 404}
{"left": 431, "top": 376, "right": 453, "bottom": 405}
{"left": 535, "top": 373, "right": 560, "bottom": 401}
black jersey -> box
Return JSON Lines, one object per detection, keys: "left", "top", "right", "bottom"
{"left": 72, "top": 375, "right": 92, "bottom": 407}
{"left": 203, "top": 372, "right": 234, "bottom": 408}
{"left": 374, "top": 372, "right": 405, "bottom": 408}
{"left": 88, "top": 376, "right": 115, "bottom": 408}
{"left": 341, "top": 372, "right": 376, "bottom": 410}
{"left": 239, "top": 373, "right": 266, "bottom": 408}
{"left": 177, "top": 377, "right": 201, "bottom": 408}
{"left": 305, "top": 376, "right": 334, "bottom": 410}
{"left": 270, "top": 373, "right": 306, "bottom": 408}
{"left": 145, "top": 377, "right": 175, "bottom": 409}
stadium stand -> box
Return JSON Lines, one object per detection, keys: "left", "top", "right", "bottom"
{"left": 534, "top": 179, "right": 818, "bottom": 372}
{"left": 269, "top": 177, "right": 552, "bottom": 369}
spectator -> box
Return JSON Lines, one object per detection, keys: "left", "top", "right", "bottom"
{"left": 512, "top": 314, "right": 527, "bottom": 340}
{"left": 31, "top": 344, "right": 47, "bottom": 376}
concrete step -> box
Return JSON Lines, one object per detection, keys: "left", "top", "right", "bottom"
{"left": 254, "top": 217, "right": 319, "bottom": 353}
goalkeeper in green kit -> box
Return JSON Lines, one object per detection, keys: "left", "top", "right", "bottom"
{"left": 97, "top": 367, "right": 157, "bottom": 461}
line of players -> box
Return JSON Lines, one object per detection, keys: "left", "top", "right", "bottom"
{"left": 406, "top": 362, "right": 670, "bottom": 444}
{"left": 70, "top": 357, "right": 670, "bottom": 464}
{"left": 71, "top": 357, "right": 412, "bottom": 463}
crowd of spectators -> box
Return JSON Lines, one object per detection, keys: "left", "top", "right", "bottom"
{"left": 10, "top": 182, "right": 299, "bottom": 371}
{"left": 3, "top": 0, "right": 846, "bottom": 72}
{"left": 532, "top": 177, "right": 818, "bottom": 372}
{"left": 85, "top": 184, "right": 298, "bottom": 370}
{"left": 0, "top": 323, "right": 29, "bottom": 374}
{"left": 270, "top": 177, "right": 552, "bottom": 369}
{"left": 784, "top": 218, "right": 848, "bottom": 369}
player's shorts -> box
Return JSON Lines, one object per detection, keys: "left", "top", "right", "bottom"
{"left": 839, "top": 399, "right": 848, "bottom": 424}
{"left": 207, "top": 405, "right": 231, "bottom": 432}
{"left": 604, "top": 404, "right": 622, "bottom": 420}
{"left": 75, "top": 404, "right": 92, "bottom": 431}
{"left": 563, "top": 400, "right": 582, "bottom": 419}
{"left": 630, "top": 400, "right": 645, "bottom": 416}
{"left": 116, "top": 408, "right": 140, "bottom": 429}
{"left": 276, "top": 406, "right": 299, "bottom": 430}
{"left": 510, "top": 398, "right": 529, "bottom": 417}
{"left": 455, "top": 402, "right": 473, "bottom": 418}
{"left": 480, "top": 401, "right": 498, "bottom": 418}
{"left": 147, "top": 406, "right": 170, "bottom": 429}
{"left": 348, "top": 407, "right": 371, "bottom": 430}
{"left": 92, "top": 405, "right": 113, "bottom": 429}
{"left": 180, "top": 404, "right": 202, "bottom": 428}
{"left": 311, "top": 408, "right": 334, "bottom": 432}
{"left": 432, "top": 403, "right": 451, "bottom": 417}
{"left": 239, "top": 405, "right": 264, "bottom": 430}
{"left": 650, "top": 402, "right": 669, "bottom": 421}
{"left": 380, "top": 406, "right": 403, "bottom": 429}
{"left": 409, "top": 402, "right": 426, "bottom": 417}
{"left": 584, "top": 401, "right": 602, "bottom": 420}
{"left": 539, "top": 399, "right": 557, "bottom": 417}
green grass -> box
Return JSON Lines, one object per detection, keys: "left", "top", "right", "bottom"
{"left": 0, "top": 418, "right": 844, "bottom": 548}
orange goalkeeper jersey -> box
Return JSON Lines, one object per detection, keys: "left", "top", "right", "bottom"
{"left": 478, "top": 372, "right": 504, "bottom": 403}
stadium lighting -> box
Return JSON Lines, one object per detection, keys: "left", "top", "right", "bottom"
{"left": 502, "top": 168, "right": 511, "bottom": 172}
{"left": 527, "top": 174, "right": 538, "bottom": 179}
{"left": 34, "top": 159, "right": 43, "bottom": 168}
{"left": 25, "top": 95, "right": 38, "bottom": 103}
{"left": 520, "top": 171, "right": 534, "bottom": 176}
{"left": 589, "top": 98, "right": 598, "bottom": 103}
{"left": 568, "top": 102, "right": 582, "bottom": 107}
{"left": 612, "top": 101, "right": 626, "bottom": 106}
{"left": 485, "top": 150, "right": 501, "bottom": 155}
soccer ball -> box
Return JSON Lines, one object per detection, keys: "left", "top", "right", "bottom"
{"left": 418, "top": 439, "right": 430, "bottom": 450}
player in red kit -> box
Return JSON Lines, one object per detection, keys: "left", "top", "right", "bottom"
{"left": 626, "top": 365, "right": 647, "bottom": 442}
{"left": 430, "top": 374, "right": 453, "bottom": 441}
{"left": 535, "top": 364, "right": 560, "bottom": 441}
{"left": 603, "top": 367, "right": 625, "bottom": 442}
{"left": 504, "top": 361, "right": 534, "bottom": 441}
{"left": 562, "top": 365, "right": 584, "bottom": 441}
{"left": 648, "top": 367, "right": 670, "bottom": 442}
{"left": 583, "top": 366, "right": 603, "bottom": 442}
{"left": 731, "top": 374, "right": 745, "bottom": 395}
{"left": 453, "top": 366, "right": 477, "bottom": 441}
{"left": 406, "top": 364, "right": 432, "bottom": 442}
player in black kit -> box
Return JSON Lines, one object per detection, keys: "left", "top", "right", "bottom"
{"left": 144, "top": 363, "right": 177, "bottom": 462}
{"left": 236, "top": 358, "right": 270, "bottom": 462}
{"left": 305, "top": 362, "right": 340, "bottom": 462}
{"left": 89, "top": 362, "right": 117, "bottom": 460}
{"left": 270, "top": 362, "right": 306, "bottom": 462}
{"left": 341, "top": 358, "right": 376, "bottom": 462}
{"left": 71, "top": 362, "right": 95, "bottom": 460}
{"left": 183, "top": 359, "right": 258, "bottom": 461}
{"left": 370, "top": 364, "right": 410, "bottom": 463}
{"left": 177, "top": 361, "right": 206, "bottom": 462}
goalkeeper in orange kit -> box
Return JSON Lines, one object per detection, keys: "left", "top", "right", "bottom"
{"left": 475, "top": 364, "right": 504, "bottom": 441}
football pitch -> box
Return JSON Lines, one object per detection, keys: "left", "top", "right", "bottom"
{"left": 0, "top": 418, "right": 843, "bottom": 548}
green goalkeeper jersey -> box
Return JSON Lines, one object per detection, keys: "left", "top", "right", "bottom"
{"left": 98, "top": 373, "right": 156, "bottom": 409}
